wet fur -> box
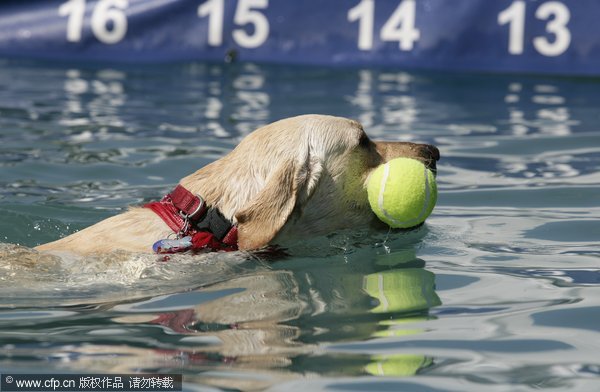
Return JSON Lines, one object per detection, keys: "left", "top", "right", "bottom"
{"left": 36, "top": 114, "right": 438, "bottom": 255}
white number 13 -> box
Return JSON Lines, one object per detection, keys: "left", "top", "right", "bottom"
{"left": 498, "top": 1, "right": 571, "bottom": 57}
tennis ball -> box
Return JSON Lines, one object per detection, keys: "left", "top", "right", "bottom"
{"left": 365, "top": 354, "right": 433, "bottom": 377}
{"left": 367, "top": 158, "right": 437, "bottom": 229}
{"left": 363, "top": 269, "right": 441, "bottom": 314}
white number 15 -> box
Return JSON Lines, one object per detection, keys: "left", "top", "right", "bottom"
{"left": 198, "top": 0, "right": 269, "bottom": 49}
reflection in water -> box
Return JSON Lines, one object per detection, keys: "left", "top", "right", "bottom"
{"left": 1, "top": 61, "right": 591, "bottom": 192}
{"left": 109, "top": 244, "right": 440, "bottom": 390}
{"left": 59, "top": 63, "right": 272, "bottom": 144}
{"left": 347, "top": 70, "right": 419, "bottom": 139}
{"left": 0, "top": 235, "right": 441, "bottom": 391}
{"left": 504, "top": 82, "right": 578, "bottom": 137}
{"left": 1, "top": 61, "right": 599, "bottom": 391}
{"left": 62, "top": 69, "right": 127, "bottom": 132}
{"left": 51, "top": 64, "right": 584, "bottom": 145}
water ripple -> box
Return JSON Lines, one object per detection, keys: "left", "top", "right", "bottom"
{"left": 1, "top": 61, "right": 599, "bottom": 391}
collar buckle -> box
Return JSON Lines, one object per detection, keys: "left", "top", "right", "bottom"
{"left": 178, "top": 195, "right": 205, "bottom": 238}
{"left": 179, "top": 194, "right": 206, "bottom": 221}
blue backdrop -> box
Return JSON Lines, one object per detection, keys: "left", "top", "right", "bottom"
{"left": 0, "top": 0, "right": 598, "bottom": 75}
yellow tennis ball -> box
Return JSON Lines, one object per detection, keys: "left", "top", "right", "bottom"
{"left": 363, "top": 269, "right": 441, "bottom": 314}
{"left": 365, "top": 354, "right": 433, "bottom": 377}
{"left": 367, "top": 158, "right": 437, "bottom": 229}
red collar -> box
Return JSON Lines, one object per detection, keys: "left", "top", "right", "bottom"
{"left": 144, "top": 185, "right": 238, "bottom": 253}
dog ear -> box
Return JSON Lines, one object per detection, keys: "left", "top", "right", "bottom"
{"left": 235, "top": 156, "right": 320, "bottom": 250}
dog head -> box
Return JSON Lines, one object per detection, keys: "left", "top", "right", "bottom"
{"left": 182, "top": 115, "right": 439, "bottom": 250}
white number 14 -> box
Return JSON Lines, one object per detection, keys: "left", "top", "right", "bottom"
{"left": 348, "top": 0, "right": 420, "bottom": 51}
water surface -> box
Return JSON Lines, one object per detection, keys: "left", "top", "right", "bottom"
{"left": 0, "top": 60, "right": 599, "bottom": 391}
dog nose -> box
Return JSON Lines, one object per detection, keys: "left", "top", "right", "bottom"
{"left": 423, "top": 144, "right": 440, "bottom": 162}
{"left": 374, "top": 141, "right": 440, "bottom": 170}
{"left": 420, "top": 144, "right": 440, "bottom": 172}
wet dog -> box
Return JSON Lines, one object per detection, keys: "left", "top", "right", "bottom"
{"left": 36, "top": 114, "right": 439, "bottom": 255}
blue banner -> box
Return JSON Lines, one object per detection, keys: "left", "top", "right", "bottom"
{"left": 0, "top": 0, "right": 599, "bottom": 75}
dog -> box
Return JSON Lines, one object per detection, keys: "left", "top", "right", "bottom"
{"left": 35, "top": 114, "right": 439, "bottom": 255}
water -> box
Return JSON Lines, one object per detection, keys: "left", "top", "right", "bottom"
{"left": 0, "top": 59, "right": 599, "bottom": 391}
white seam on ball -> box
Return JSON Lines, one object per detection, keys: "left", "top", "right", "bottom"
{"left": 377, "top": 273, "right": 389, "bottom": 311}
{"left": 378, "top": 161, "right": 405, "bottom": 227}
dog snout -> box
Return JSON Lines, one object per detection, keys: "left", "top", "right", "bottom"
{"left": 374, "top": 141, "right": 440, "bottom": 171}
{"left": 421, "top": 144, "right": 439, "bottom": 172}
{"left": 423, "top": 144, "right": 440, "bottom": 162}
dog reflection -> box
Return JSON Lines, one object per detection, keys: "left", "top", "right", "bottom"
{"left": 107, "top": 249, "right": 442, "bottom": 390}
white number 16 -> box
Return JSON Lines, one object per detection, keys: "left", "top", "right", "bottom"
{"left": 59, "top": 0, "right": 128, "bottom": 44}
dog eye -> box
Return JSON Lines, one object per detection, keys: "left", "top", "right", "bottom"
{"left": 358, "top": 134, "right": 371, "bottom": 148}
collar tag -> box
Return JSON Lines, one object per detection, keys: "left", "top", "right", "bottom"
{"left": 152, "top": 236, "right": 193, "bottom": 254}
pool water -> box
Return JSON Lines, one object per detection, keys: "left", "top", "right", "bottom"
{"left": 0, "top": 60, "right": 599, "bottom": 391}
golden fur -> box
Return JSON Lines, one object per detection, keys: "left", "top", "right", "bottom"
{"left": 36, "top": 114, "right": 439, "bottom": 255}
